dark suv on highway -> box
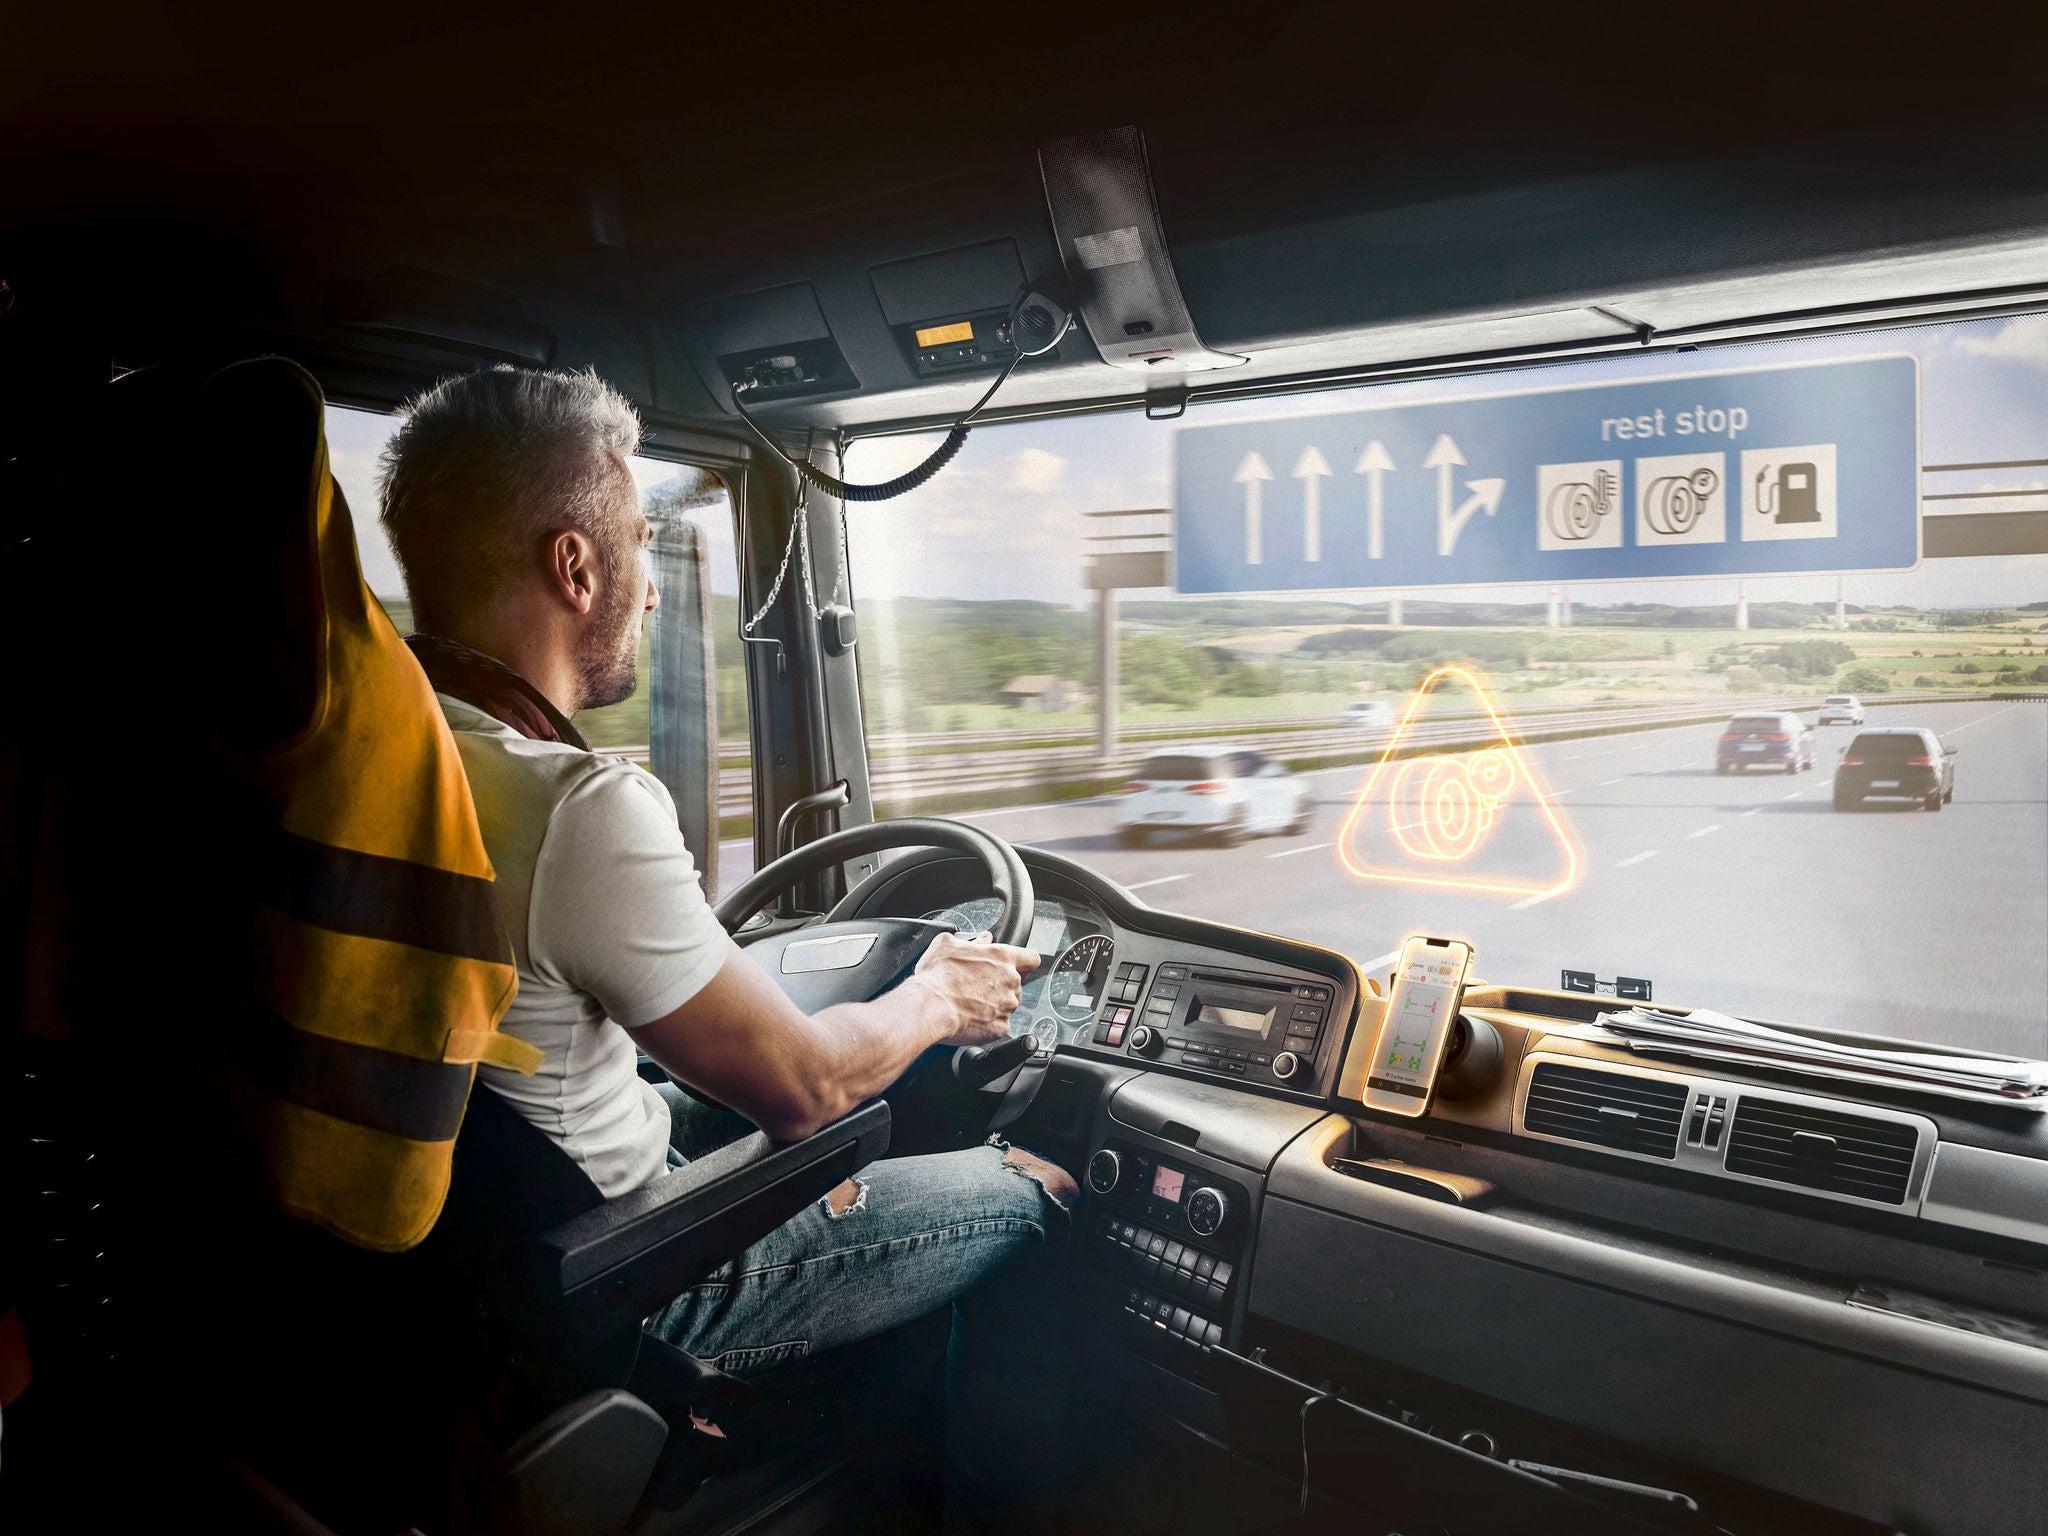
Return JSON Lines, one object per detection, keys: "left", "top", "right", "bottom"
{"left": 1834, "top": 727, "right": 1957, "bottom": 811}
{"left": 1716, "top": 712, "right": 1817, "bottom": 773}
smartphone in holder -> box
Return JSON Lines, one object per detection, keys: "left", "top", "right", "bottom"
{"left": 1353, "top": 936, "right": 1473, "bottom": 1118}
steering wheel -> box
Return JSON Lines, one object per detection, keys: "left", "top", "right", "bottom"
{"left": 712, "top": 818, "right": 1042, "bottom": 1142}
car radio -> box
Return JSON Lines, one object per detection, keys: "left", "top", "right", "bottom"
{"left": 1091, "top": 959, "right": 1336, "bottom": 1087}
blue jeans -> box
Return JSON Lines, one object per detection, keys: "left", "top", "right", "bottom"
{"left": 647, "top": 1082, "right": 1070, "bottom": 1377}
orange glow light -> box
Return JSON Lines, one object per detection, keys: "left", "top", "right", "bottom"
{"left": 1336, "top": 665, "right": 1581, "bottom": 898}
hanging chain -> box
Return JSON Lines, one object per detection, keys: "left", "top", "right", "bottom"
{"left": 741, "top": 464, "right": 849, "bottom": 638}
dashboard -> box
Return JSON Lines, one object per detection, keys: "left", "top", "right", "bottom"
{"left": 917, "top": 893, "right": 1115, "bottom": 1052}
{"left": 850, "top": 847, "right": 1356, "bottom": 1105}
{"left": 839, "top": 842, "right": 2048, "bottom": 1536}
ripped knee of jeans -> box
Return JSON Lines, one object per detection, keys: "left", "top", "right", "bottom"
{"left": 821, "top": 1175, "right": 869, "bottom": 1219}
{"left": 989, "top": 1136, "right": 1079, "bottom": 1208}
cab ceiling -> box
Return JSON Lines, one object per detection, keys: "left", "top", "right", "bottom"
{"left": 6, "top": 1, "right": 2048, "bottom": 442}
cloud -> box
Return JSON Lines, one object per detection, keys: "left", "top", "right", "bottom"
{"left": 1948, "top": 316, "right": 2048, "bottom": 368}
{"left": 1006, "top": 448, "right": 1066, "bottom": 494}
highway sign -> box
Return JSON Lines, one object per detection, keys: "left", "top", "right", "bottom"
{"left": 1172, "top": 356, "right": 1920, "bottom": 593}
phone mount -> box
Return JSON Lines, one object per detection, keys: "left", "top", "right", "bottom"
{"left": 1434, "top": 1013, "right": 1504, "bottom": 1102}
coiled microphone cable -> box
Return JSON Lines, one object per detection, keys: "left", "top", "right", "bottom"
{"left": 727, "top": 288, "right": 1071, "bottom": 502}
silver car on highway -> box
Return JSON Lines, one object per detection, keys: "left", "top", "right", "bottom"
{"left": 1115, "top": 749, "right": 1315, "bottom": 846}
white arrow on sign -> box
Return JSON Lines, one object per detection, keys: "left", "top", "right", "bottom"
{"left": 1234, "top": 451, "right": 1273, "bottom": 565}
{"left": 1352, "top": 440, "right": 1395, "bottom": 560}
{"left": 1421, "top": 434, "right": 1506, "bottom": 556}
{"left": 1291, "top": 446, "right": 1331, "bottom": 562}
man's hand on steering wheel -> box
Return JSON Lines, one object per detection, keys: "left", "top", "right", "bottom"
{"left": 911, "top": 933, "right": 1040, "bottom": 1048}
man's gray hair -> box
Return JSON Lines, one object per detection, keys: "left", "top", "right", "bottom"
{"left": 378, "top": 365, "right": 643, "bottom": 626}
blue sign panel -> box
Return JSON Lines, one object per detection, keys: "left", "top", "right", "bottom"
{"left": 1172, "top": 356, "right": 1920, "bottom": 594}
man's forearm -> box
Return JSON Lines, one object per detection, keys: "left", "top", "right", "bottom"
{"left": 634, "top": 953, "right": 957, "bottom": 1142}
{"left": 778, "top": 976, "right": 956, "bottom": 1135}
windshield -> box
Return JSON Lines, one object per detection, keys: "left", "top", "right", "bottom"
{"left": 1848, "top": 732, "right": 1934, "bottom": 759}
{"left": 845, "top": 314, "right": 2048, "bottom": 1058}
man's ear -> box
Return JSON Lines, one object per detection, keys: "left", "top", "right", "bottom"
{"left": 545, "top": 527, "right": 598, "bottom": 615}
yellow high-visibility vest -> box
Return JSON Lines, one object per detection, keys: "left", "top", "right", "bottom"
{"left": 216, "top": 359, "right": 537, "bottom": 1253}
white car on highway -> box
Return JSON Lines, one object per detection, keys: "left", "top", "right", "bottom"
{"left": 1819, "top": 694, "right": 1866, "bottom": 725}
{"left": 1116, "top": 749, "right": 1314, "bottom": 847}
{"left": 1342, "top": 700, "right": 1397, "bottom": 730}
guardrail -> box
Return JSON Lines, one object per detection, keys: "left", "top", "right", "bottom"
{"left": 600, "top": 689, "right": 2013, "bottom": 822}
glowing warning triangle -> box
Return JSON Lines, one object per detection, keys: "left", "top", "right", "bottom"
{"left": 1336, "top": 666, "right": 1580, "bottom": 899}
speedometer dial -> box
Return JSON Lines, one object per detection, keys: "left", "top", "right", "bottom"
{"left": 1046, "top": 935, "right": 1114, "bottom": 1023}
{"left": 921, "top": 897, "right": 1003, "bottom": 938}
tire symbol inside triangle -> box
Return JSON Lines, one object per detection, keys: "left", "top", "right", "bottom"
{"left": 1337, "top": 665, "right": 1581, "bottom": 899}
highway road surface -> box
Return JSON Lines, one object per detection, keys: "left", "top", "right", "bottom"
{"left": 722, "top": 699, "right": 2047, "bottom": 1059}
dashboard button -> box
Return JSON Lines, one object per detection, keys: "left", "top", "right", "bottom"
{"left": 1159, "top": 964, "right": 1189, "bottom": 980}
{"left": 1225, "top": 1062, "right": 1247, "bottom": 1075}
{"left": 1194, "top": 1252, "right": 1216, "bottom": 1281}
{"left": 1162, "top": 1241, "right": 1185, "bottom": 1269}
{"left": 1186, "top": 1188, "right": 1229, "bottom": 1237}
{"left": 1212, "top": 1260, "right": 1234, "bottom": 1289}
{"left": 1105, "top": 1023, "right": 1127, "bottom": 1047}
{"left": 1271, "top": 1051, "right": 1303, "bottom": 1080}
{"left": 1087, "top": 1148, "right": 1123, "bottom": 1194}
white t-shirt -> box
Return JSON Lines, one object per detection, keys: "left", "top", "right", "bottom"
{"left": 439, "top": 696, "right": 733, "bottom": 1197}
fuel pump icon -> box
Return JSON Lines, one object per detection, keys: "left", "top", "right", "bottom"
{"left": 1755, "top": 461, "right": 1820, "bottom": 524}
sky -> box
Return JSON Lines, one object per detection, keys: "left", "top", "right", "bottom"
{"left": 335, "top": 312, "right": 2048, "bottom": 614}
{"left": 842, "top": 313, "right": 2048, "bottom": 613}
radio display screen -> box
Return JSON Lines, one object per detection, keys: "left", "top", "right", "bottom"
{"left": 1195, "top": 1001, "right": 1273, "bottom": 1034}
{"left": 1150, "top": 1165, "right": 1185, "bottom": 1203}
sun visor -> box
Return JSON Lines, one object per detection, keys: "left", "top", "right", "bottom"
{"left": 1039, "top": 126, "right": 1247, "bottom": 374}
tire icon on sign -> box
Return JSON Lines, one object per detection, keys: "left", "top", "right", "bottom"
{"left": 1545, "top": 466, "right": 1618, "bottom": 541}
{"left": 1643, "top": 467, "right": 1718, "bottom": 536}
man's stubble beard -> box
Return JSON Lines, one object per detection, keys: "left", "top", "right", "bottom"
{"left": 575, "top": 561, "right": 644, "bottom": 712}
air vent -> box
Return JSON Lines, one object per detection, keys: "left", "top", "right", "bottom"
{"left": 1524, "top": 1063, "right": 1688, "bottom": 1160}
{"left": 1724, "top": 1098, "right": 1918, "bottom": 1205}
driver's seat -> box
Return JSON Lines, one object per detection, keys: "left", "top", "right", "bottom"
{"left": 1, "top": 353, "right": 950, "bottom": 1536}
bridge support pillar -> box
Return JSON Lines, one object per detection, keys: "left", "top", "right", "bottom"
{"left": 1097, "top": 585, "right": 1119, "bottom": 764}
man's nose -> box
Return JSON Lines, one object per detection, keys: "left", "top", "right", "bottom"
{"left": 644, "top": 576, "right": 661, "bottom": 614}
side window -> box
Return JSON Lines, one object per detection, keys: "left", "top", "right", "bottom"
{"left": 327, "top": 405, "right": 754, "bottom": 896}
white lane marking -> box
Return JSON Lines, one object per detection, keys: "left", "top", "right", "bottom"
{"left": 1617, "top": 849, "right": 1662, "bottom": 867}
{"left": 960, "top": 800, "right": 1102, "bottom": 820}
{"left": 1550, "top": 787, "right": 1574, "bottom": 798}
{"left": 1943, "top": 702, "right": 2024, "bottom": 736}
{"left": 1783, "top": 789, "right": 1804, "bottom": 800}
{"left": 1268, "top": 841, "right": 1334, "bottom": 859}
{"left": 1124, "top": 874, "right": 1191, "bottom": 893}
{"left": 1688, "top": 824, "right": 1721, "bottom": 838}
{"left": 1509, "top": 892, "right": 1556, "bottom": 910}
{"left": 1600, "top": 777, "right": 1626, "bottom": 786}
{"left": 1741, "top": 806, "right": 1763, "bottom": 817}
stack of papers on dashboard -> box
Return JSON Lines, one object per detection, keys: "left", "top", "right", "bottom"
{"left": 1591, "top": 1006, "right": 2048, "bottom": 1110}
